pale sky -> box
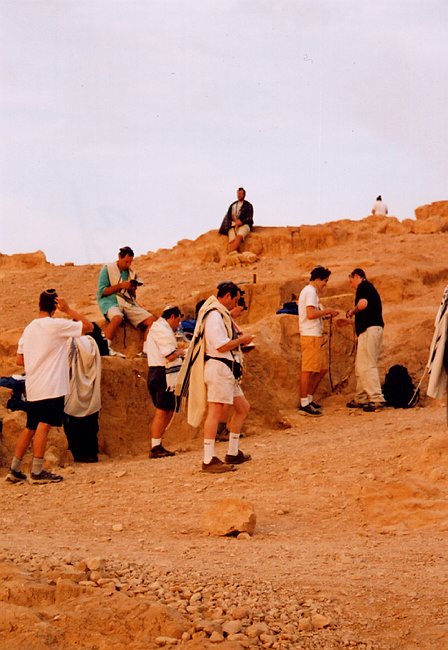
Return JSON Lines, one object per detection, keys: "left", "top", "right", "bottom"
{"left": 1, "top": 0, "right": 447, "bottom": 264}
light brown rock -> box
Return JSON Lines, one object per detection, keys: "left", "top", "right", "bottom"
{"left": 222, "top": 619, "right": 243, "bottom": 635}
{"left": 202, "top": 499, "right": 256, "bottom": 537}
{"left": 311, "top": 613, "right": 332, "bottom": 629}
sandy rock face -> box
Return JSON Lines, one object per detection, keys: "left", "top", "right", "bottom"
{"left": 202, "top": 498, "right": 256, "bottom": 536}
{"left": 411, "top": 200, "right": 448, "bottom": 233}
{"left": 1, "top": 201, "right": 447, "bottom": 465}
{"left": 0, "top": 250, "right": 49, "bottom": 269}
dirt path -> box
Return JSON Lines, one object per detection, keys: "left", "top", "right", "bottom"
{"left": 2, "top": 397, "right": 448, "bottom": 649}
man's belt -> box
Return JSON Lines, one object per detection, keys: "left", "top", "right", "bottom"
{"left": 204, "top": 355, "right": 242, "bottom": 380}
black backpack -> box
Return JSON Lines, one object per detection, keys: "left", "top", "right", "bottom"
{"left": 87, "top": 322, "right": 110, "bottom": 356}
{"left": 382, "top": 365, "right": 419, "bottom": 409}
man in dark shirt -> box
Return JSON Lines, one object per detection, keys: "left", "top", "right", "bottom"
{"left": 219, "top": 187, "right": 254, "bottom": 253}
{"left": 346, "top": 268, "right": 386, "bottom": 412}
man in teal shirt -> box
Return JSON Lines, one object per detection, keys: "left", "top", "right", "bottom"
{"left": 97, "top": 246, "right": 155, "bottom": 357}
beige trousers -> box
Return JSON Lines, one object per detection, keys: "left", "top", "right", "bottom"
{"left": 355, "top": 326, "right": 385, "bottom": 403}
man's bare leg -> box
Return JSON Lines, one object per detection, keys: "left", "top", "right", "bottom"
{"left": 228, "top": 235, "right": 244, "bottom": 253}
{"left": 228, "top": 394, "right": 250, "bottom": 433}
{"left": 202, "top": 403, "right": 233, "bottom": 470}
{"left": 309, "top": 369, "right": 327, "bottom": 399}
{"left": 32, "top": 422, "right": 51, "bottom": 458}
{"left": 13, "top": 427, "right": 35, "bottom": 461}
{"left": 226, "top": 395, "right": 251, "bottom": 462}
{"left": 104, "top": 315, "right": 123, "bottom": 343}
{"left": 141, "top": 315, "right": 156, "bottom": 340}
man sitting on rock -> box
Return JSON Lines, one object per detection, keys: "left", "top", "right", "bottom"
{"left": 145, "top": 305, "right": 186, "bottom": 459}
{"left": 97, "top": 246, "right": 155, "bottom": 357}
{"left": 371, "top": 195, "right": 388, "bottom": 216}
{"left": 219, "top": 187, "right": 254, "bottom": 253}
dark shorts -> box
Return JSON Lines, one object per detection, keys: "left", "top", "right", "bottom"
{"left": 147, "top": 367, "right": 176, "bottom": 412}
{"left": 26, "top": 396, "right": 65, "bottom": 430}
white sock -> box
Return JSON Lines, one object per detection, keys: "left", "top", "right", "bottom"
{"left": 11, "top": 456, "right": 22, "bottom": 472}
{"left": 227, "top": 433, "right": 240, "bottom": 456}
{"left": 203, "top": 439, "right": 215, "bottom": 464}
{"left": 307, "top": 394, "right": 314, "bottom": 403}
{"left": 300, "top": 397, "right": 310, "bottom": 407}
{"left": 151, "top": 438, "right": 161, "bottom": 448}
{"left": 31, "top": 457, "right": 44, "bottom": 475}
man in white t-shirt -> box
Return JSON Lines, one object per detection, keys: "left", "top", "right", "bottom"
{"left": 298, "top": 267, "right": 339, "bottom": 416}
{"left": 371, "top": 195, "right": 388, "bottom": 216}
{"left": 201, "top": 282, "right": 254, "bottom": 473}
{"left": 6, "top": 289, "right": 93, "bottom": 485}
{"left": 145, "top": 305, "right": 186, "bottom": 459}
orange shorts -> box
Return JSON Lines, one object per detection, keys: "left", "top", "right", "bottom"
{"left": 300, "top": 335, "right": 327, "bottom": 373}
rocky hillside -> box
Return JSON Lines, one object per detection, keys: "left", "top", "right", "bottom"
{"left": 1, "top": 201, "right": 447, "bottom": 465}
{"left": 1, "top": 201, "right": 448, "bottom": 650}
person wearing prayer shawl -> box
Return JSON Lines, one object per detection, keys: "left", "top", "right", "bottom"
{"left": 176, "top": 281, "right": 254, "bottom": 473}
{"left": 145, "top": 305, "right": 185, "bottom": 458}
{"left": 63, "top": 328, "right": 102, "bottom": 463}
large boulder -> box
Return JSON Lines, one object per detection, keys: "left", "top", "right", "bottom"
{"left": 202, "top": 498, "right": 256, "bottom": 536}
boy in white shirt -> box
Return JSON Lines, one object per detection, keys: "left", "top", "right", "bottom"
{"left": 298, "top": 267, "right": 339, "bottom": 416}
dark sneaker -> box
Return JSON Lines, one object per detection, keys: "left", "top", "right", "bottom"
{"left": 298, "top": 404, "right": 323, "bottom": 417}
{"left": 346, "top": 400, "right": 367, "bottom": 409}
{"left": 363, "top": 402, "right": 386, "bottom": 412}
{"left": 225, "top": 450, "right": 251, "bottom": 465}
{"left": 6, "top": 468, "right": 27, "bottom": 484}
{"left": 149, "top": 444, "right": 175, "bottom": 459}
{"left": 310, "top": 401, "right": 321, "bottom": 410}
{"left": 29, "top": 470, "right": 63, "bottom": 484}
{"left": 202, "top": 456, "right": 235, "bottom": 473}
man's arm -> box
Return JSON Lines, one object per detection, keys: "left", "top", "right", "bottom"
{"left": 237, "top": 202, "right": 254, "bottom": 227}
{"left": 102, "top": 280, "right": 132, "bottom": 296}
{"left": 16, "top": 353, "right": 24, "bottom": 367}
{"left": 56, "top": 298, "right": 94, "bottom": 334}
{"left": 97, "top": 265, "right": 131, "bottom": 298}
{"left": 306, "top": 305, "right": 339, "bottom": 320}
{"left": 346, "top": 299, "right": 368, "bottom": 319}
{"left": 217, "top": 333, "right": 254, "bottom": 352}
{"left": 165, "top": 348, "right": 186, "bottom": 362}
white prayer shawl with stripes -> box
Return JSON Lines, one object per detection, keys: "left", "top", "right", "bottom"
{"left": 64, "top": 336, "right": 101, "bottom": 417}
{"left": 427, "top": 285, "right": 448, "bottom": 399}
{"left": 175, "top": 295, "right": 234, "bottom": 428}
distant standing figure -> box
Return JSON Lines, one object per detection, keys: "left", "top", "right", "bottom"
{"left": 298, "top": 266, "right": 339, "bottom": 416}
{"left": 219, "top": 187, "right": 254, "bottom": 253}
{"left": 371, "top": 195, "right": 388, "bottom": 216}
{"left": 6, "top": 289, "right": 93, "bottom": 485}
{"left": 97, "top": 246, "right": 155, "bottom": 357}
{"left": 346, "top": 268, "right": 386, "bottom": 412}
{"left": 145, "top": 305, "right": 185, "bottom": 459}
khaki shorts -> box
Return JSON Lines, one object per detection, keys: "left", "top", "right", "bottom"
{"left": 204, "top": 358, "right": 243, "bottom": 404}
{"left": 300, "top": 335, "right": 327, "bottom": 373}
{"left": 106, "top": 302, "right": 152, "bottom": 328}
{"left": 228, "top": 224, "right": 250, "bottom": 242}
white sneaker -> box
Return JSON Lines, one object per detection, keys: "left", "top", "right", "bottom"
{"left": 107, "top": 343, "right": 126, "bottom": 358}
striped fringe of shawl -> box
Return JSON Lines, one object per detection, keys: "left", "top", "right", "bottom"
{"left": 427, "top": 285, "right": 448, "bottom": 426}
